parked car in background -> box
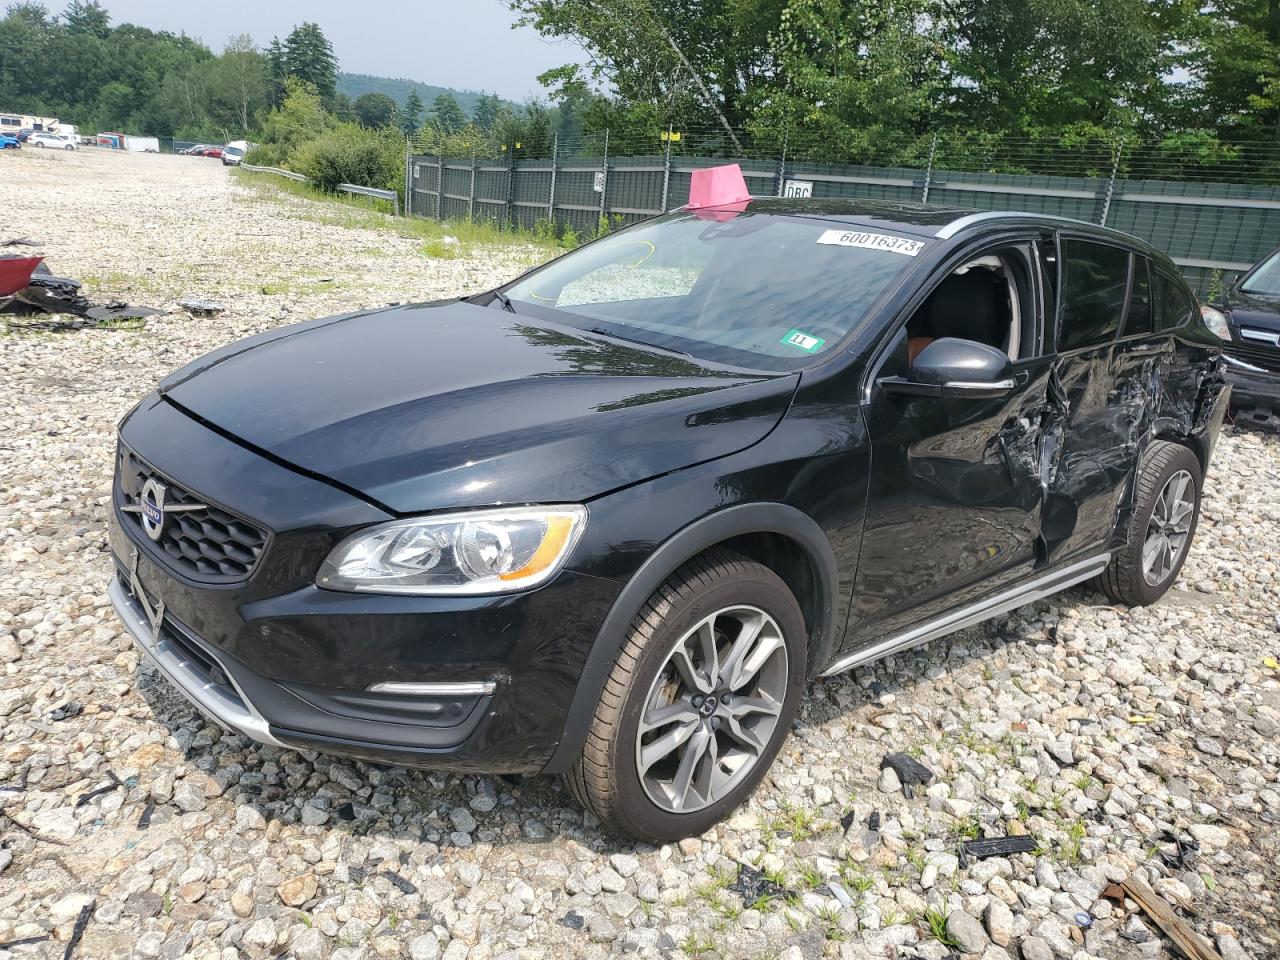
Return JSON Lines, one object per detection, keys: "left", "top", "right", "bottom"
{"left": 108, "top": 198, "right": 1228, "bottom": 841}
{"left": 202, "top": 146, "right": 223, "bottom": 159}
{"left": 29, "top": 132, "right": 75, "bottom": 150}
{"left": 221, "top": 140, "right": 247, "bottom": 166}
{"left": 1205, "top": 246, "right": 1280, "bottom": 416}
{"left": 16, "top": 128, "right": 32, "bottom": 142}
{"left": 181, "top": 144, "right": 207, "bottom": 156}
{"left": 0, "top": 133, "right": 19, "bottom": 149}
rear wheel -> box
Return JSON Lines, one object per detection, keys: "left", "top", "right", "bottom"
{"left": 1094, "top": 441, "right": 1202, "bottom": 605}
{"left": 565, "top": 550, "right": 806, "bottom": 841}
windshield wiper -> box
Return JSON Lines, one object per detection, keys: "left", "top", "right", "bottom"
{"left": 490, "top": 290, "right": 516, "bottom": 313}
{"left": 588, "top": 327, "right": 692, "bottom": 358}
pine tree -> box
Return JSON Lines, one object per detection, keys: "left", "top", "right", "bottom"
{"left": 431, "top": 92, "right": 465, "bottom": 134}
{"left": 63, "top": 0, "right": 109, "bottom": 38}
{"left": 402, "top": 89, "right": 424, "bottom": 136}
{"left": 283, "top": 21, "right": 337, "bottom": 107}
{"left": 472, "top": 93, "right": 500, "bottom": 132}
{"left": 266, "top": 37, "right": 286, "bottom": 107}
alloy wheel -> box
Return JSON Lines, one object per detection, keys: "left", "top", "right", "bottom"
{"left": 1142, "top": 469, "right": 1195, "bottom": 586}
{"left": 634, "top": 605, "right": 788, "bottom": 813}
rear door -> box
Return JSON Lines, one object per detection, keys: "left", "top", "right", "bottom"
{"left": 1039, "top": 236, "right": 1134, "bottom": 559}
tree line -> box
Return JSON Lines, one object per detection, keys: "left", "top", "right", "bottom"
{"left": 0, "top": 2, "right": 525, "bottom": 144}
{"left": 509, "top": 0, "right": 1280, "bottom": 162}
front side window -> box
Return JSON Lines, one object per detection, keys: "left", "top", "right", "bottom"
{"left": 904, "top": 245, "right": 1037, "bottom": 365}
{"left": 1059, "top": 238, "right": 1130, "bottom": 350}
{"left": 501, "top": 211, "right": 922, "bottom": 371}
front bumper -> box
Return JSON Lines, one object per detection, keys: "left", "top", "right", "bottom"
{"left": 1223, "top": 355, "right": 1280, "bottom": 411}
{"left": 109, "top": 395, "right": 624, "bottom": 772}
{"left": 111, "top": 575, "right": 284, "bottom": 747}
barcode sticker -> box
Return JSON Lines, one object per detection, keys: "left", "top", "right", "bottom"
{"left": 817, "top": 229, "right": 923, "bottom": 256}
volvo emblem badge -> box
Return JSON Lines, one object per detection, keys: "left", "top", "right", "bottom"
{"left": 139, "top": 477, "right": 167, "bottom": 541}
{"left": 121, "top": 475, "right": 205, "bottom": 542}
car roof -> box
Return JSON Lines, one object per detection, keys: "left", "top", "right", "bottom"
{"left": 727, "top": 197, "right": 1163, "bottom": 261}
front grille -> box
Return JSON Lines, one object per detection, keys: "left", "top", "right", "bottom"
{"left": 1223, "top": 340, "right": 1280, "bottom": 373}
{"left": 116, "top": 445, "right": 268, "bottom": 583}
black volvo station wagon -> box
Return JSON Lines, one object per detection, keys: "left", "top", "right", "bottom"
{"left": 109, "top": 199, "right": 1229, "bottom": 840}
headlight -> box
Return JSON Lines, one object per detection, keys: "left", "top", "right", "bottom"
{"left": 317, "top": 506, "right": 587, "bottom": 595}
{"left": 1200, "top": 303, "right": 1231, "bottom": 340}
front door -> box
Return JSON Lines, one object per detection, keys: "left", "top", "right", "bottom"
{"left": 846, "top": 240, "right": 1051, "bottom": 642}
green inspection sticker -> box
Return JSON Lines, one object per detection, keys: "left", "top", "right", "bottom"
{"left": 781, "top": 328, "right": 826, "bottom": 353}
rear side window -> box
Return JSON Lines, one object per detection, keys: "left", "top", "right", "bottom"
{"left": 1123, "top": 257, "right": 1153, "bottom": 337}
{"left": 1154, "top": 272, "right": 1196, "bottom": 330}
{"left": 1059, "top": 239, "right": 1129, "bottom": 350}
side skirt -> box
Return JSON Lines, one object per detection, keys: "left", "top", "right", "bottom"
{"left": 820, "top": 553, "right": 1110, "bottom": 678}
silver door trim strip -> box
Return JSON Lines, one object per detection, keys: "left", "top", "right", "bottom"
{"left": 820, "top": 553, "right": 1110, "bottom": 677}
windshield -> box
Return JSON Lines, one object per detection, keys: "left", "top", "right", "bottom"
{"left": 1241, "top": 249, "right": 1280, "bottom": 297}
{"left": 225, "top": 146, "right": 245, "bottom": 157}
{"left": 501, "top": 210, "right": 922, "bottom": 370}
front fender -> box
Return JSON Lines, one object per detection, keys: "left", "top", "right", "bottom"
{"left": 541, "top": 501, "right": 838, "bottom": 774}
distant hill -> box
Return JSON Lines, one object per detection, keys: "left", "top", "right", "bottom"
{"left": 337, "top": 73, "right": 511, "bottom": 116}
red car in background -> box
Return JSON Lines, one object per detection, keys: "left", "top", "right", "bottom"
{"left": 202, "top": 146, "right": 223, "bottom": 159}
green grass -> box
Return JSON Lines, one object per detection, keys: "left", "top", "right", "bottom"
{"left": 923, "top": 907, "right": 959, "bottom": 949}
{"left": 234, "top": 168, "right": 562, "bottom": 261}
{"left": 678, "top": 933, "right": 717, "bottom": 957}
{"left": 1060, "top": 819, "right": 1087, "bottom": 864}
{"left": 765, "top": 803, "right": 821, "bottom": 842}
{"left": 846, "top": 874, "right": 875, "bottom": 895}
{"left": 795, "top": 865, "right": 824, "bottom": 890}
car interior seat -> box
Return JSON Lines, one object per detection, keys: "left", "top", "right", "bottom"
{"left": 907, "top": 266, "right": 1011, "bottom": 363}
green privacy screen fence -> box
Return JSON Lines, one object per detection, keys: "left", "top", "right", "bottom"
{"left": 406, "top": 147, "right": 1280, "bottom": 297}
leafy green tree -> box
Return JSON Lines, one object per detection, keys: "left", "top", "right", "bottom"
{"left": 430, "top": 92, "right": 466, "bottom": 134}
{"left": 333, "top": 91, "right": 357, "bottom": 123}
{"left": 354, "top": 91, "right": 399, "bottom": 128}
{"left": 1193, "top": 0, "right": 1280, "bottom": 139}
{"left": 402, "top": 89, "right": 424, "bottom": 135}
{"left": 942, "top": 0, "right": 1181, "bottom": 137}
{"left": 207, "top": 34, "right": 268, "bottom": 133}
{"left": 283, "top": 21, "right": 337, "bottom": 107}
{"left": 750, "top": 0, "right": 942, "bottom": 162}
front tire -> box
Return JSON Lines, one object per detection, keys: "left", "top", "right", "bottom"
{"left": 1095, "top": 441, "right": 1202, "bottom": 605}
{"left": 565, "top": 550, "right": 806, "bottom": 841}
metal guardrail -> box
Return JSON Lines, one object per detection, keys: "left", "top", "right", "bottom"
{"left": 238, "top": 163, "right": 400, "bottom": 215}
{"left": 238, "top": 162, "right": 309, "bottom": 182}
{"left": 338, "top": 182, "right": 399, "bottom": 217}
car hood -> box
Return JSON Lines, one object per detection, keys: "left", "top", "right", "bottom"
{"left": 1225, "top": 287, "right": 1280, "bottom": 333}
{"left": 159, "top": 300, "right": 798, "bottom": 513}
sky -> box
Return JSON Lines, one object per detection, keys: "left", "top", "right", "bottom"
{"left": 58, "top": 0, "right": 585, "bottom": 101}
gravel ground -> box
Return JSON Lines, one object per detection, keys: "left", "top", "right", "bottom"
{"left": 1, "top": 148, "right": 1278, "bottom": 960}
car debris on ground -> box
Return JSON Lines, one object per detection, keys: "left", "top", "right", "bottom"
{"left": 1, "top": 242, "right": 160, "bottom": 328}
{"left": 176, "top": 297, "right": 226, "bottom": 316}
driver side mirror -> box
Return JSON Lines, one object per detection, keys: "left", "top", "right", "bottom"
{"left": 879, "top": 337, "right": 1015, "bottom": 399}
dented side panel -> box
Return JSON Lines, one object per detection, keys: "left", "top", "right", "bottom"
{"left": 1039, "top": 330, "right": 1227, "bottom": 561}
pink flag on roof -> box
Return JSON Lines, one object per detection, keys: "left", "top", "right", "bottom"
{"left": 687, "top": 164, "right": 750, "bottom": 209}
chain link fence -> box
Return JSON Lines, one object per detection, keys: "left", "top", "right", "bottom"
{"left": 407, "top": 128, "right": 1280, "bottom": 297}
